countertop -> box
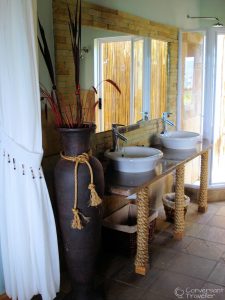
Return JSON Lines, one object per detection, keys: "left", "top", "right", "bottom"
{"left": 105, "top": 139, "right": 211, "bottom": 197}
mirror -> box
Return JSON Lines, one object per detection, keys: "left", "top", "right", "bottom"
{"left": 52, "top": 1, "right": 178, "bottom": 133}
{"left": 80, "top": 26, "right": 168, "bottom": 132}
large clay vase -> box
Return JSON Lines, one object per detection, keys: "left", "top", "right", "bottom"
{"left": 54, "top": 126, "right": 104, "bottom": 300}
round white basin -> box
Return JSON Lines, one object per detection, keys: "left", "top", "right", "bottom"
{"left": 105, "top": 146, "right": 163, "bottom": 173}
{"left": 159, "top": 131, "right": 200, "bottom": 149}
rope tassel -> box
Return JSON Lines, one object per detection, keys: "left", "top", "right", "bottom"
{"left": 71, "top": 208, "right": 90, "bottom": 230}
{"left": 71, "top": 208, "right": 83, "bottom": 230}
{"left": 88, "top": 183, "right": 102, "bottom": 207}
{"left": 61, "top": 151, "right": 102, "bottom": 230}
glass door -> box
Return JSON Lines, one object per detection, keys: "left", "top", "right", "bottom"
{"left": 180, "top": 31, "right": 205, "bottom": 134}
{"left": 211, "top": 34, "right": 225, "bottom": 184}
{"left": 178, "top": 31, "right": 205, "bottom": 184}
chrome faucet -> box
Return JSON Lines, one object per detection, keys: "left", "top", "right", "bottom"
{"left": 142, "top": 111, "right": 149, "bottom": 121}
{"left": 112, "top": 124, "right": 128, "bottom": 152}
{"left": 136, "top": 111, "right": 149, "bottom": 124}
{"left": 162, "top": 112, "right": 175, "bottom": 134}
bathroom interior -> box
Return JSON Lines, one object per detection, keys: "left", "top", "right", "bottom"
{"left": 1, "top": 0, "right": 225, "bottom": 299}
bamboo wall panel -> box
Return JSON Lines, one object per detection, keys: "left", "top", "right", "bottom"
{"left": 102, "top": 41, "right": 131, "bottom": 131}
{"left": 100, "top": 39, "right": 144, "bottom": 130}
{"left": 150, "top": 40, "right": 167, "bottom": 119}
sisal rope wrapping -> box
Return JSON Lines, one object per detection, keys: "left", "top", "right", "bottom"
{"left": 135, "top": 186, "right": 150, "bottom": 269}
{"left": 174, "top": 164, "right": 185, "bottom": 235}
{"left": 199, "top": 150, "right": 208, "bottom": 211}
{"left": 61, "top": 152, "right": 102, "bottom": 230}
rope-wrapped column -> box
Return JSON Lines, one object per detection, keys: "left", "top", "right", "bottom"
{"left": 174, "top": 164, "right": 185, "bottom": 240}
{"left": 135, "top": 186, "right": 150, "bottom": 275}
{"left": 198, "top": 150, "right": 208, "bottom": 213}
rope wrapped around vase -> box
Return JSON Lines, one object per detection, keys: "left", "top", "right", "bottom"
{"left": 60, "top": 152, "right": 102, "bottom": 230}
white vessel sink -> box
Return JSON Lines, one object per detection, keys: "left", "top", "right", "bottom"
{"left": 105, "top": 146, "right": 163, "bottom": 173}
{"left": 159, "top": 131, "right": 200, "bottom": 150}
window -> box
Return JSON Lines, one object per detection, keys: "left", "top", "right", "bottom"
{"left": 95, "top": 36, "right": 168, "bottom": 131}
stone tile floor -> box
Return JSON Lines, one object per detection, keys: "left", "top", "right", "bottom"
{"left": 34, "top": 201, "right": 225, "bottom": 300}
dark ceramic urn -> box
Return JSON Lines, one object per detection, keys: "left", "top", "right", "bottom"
{"left": 54, "top": 126, "right": 104, "bottom": 300}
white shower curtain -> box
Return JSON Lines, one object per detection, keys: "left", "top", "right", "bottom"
{"left": 0, "top": 241, "right": 4, "bottom": 295}
{"left": 0, "top": 1, "right": 60, "bottom": 299}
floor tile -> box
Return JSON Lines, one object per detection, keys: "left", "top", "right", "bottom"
{"left": 153, "top": 231, "right": 193, "bottom": 252}
{"left": 185, "top": 209, "right": 214, "bottom": 225}
{"left": 220, "top": 251, "right": 225, "bottom": 260}
{"left": 146, "top": 270, "right": 204, "bottom": 299}
{"left": 184, "top": 222, "right": 205, "bottom": 237}
{"left": 140, "top": 290, "right": 171, "bottom": 300}
{"left": 104, "top": 281, "right": 146, "bottom": 300}
{"left": 114, "top": 265, "right": 162, "bottom": 288}
{"left": 202, "top": 282, "right": 225, "bottom": 300}
{"left": 216, "top": 206, "right": 225, "bottom": 216}
{"left": 184, "top": 238, "right": 225, "bottom": 261}
{"left": 196, "top": 225, "right": 225, "bottom": 244}
{"left": 97, "top": 253, "right": 131, "bottom": 279}
{"left": 207, "top": 203, "right": 223, "bottom": 214}
{"left": 168, "top": 253, "right": 216, "bottom": 280}
{"left": 208, "top": 215, "right": 225, "bottom": 229}
{"left": 208, "top": 261, "right": 225, "bottom": 286}
{"left": 151, "top": 247, "right": 179, "bottom": 270}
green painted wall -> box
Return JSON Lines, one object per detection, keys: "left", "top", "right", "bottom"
{"left": 80, "top": 27, "right": 125, "bottom": 89}
{"left": 38, "top": 0, "right": 55, "bottom": 92}
{"left": 86, "top": 0, "right": 201, "bottom": 29}
{"left": 200, "top": 0, "right": 225, "bottom": 27}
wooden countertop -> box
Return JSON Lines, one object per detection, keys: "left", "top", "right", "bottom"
{"left": 105, "top": 139, "right": 211, "bottom": 197}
